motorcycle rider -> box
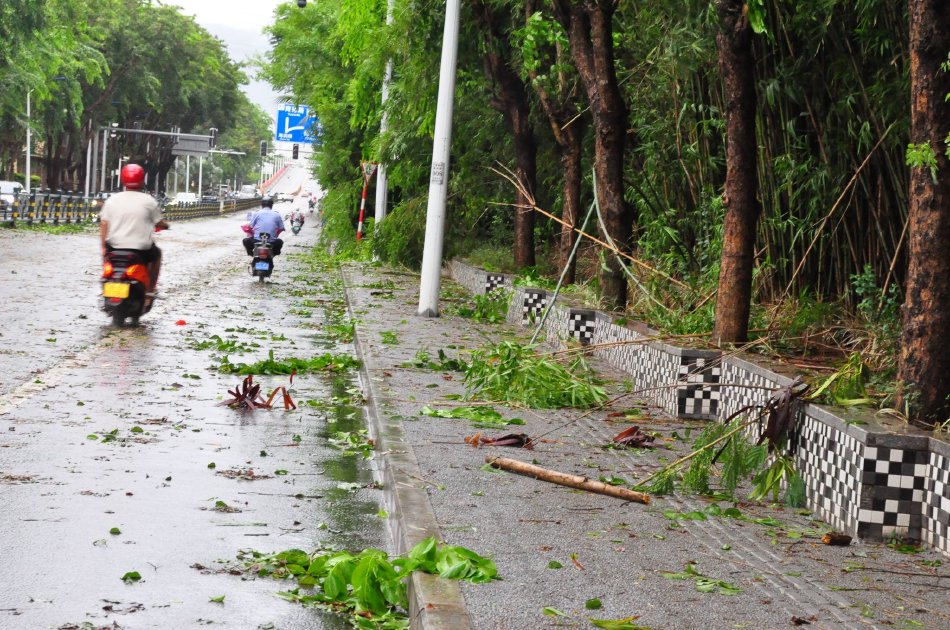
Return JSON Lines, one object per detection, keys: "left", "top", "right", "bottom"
{"left": 286, "top": 207, "right": 305, "bottom": 227}
{"left": 99, "top": 164, "right": 168, "bottom": 306}
{"left": 243, "top": 195, "right": 285, "bottom": 256}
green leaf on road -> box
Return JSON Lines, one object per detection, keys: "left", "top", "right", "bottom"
{"left": 109, "top": 527, "right": 121, "bottom": 535}
{"left": 585, "top": 598, "right": 603, "bottom": 610}
{"left": 210, "top": 595, "right": 225, "bottom": 603}
{"left": 121, "top": 571, "right": 141, "bottom": 583}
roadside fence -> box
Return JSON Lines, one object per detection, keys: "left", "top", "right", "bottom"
{"left": 0, "top": 191, "right": 262, "bottom": 226}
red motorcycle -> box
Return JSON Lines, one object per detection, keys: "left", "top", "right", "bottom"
{"left": 101, "top": 250, "right": 154, "bottom": 326}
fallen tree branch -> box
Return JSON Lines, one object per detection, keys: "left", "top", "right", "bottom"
{"left": 485, "top": 456, "right": 650, "bottom": 504}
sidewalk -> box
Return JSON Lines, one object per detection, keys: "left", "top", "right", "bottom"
{"left": 340, "top": 263, "right": 949, "bottom": 630}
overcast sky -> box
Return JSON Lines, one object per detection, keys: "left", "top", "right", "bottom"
{"left": 161, "top": 0, "right": 288, "bottom": 119}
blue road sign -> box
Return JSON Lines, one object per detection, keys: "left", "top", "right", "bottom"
{"left": 274, "top": 104, "right": 319, "bottom": 144}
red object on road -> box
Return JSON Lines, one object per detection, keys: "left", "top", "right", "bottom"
{"left": 175, "top": 319, "right": 187, "bottom": 326}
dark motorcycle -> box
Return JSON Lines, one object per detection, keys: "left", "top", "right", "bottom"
{"left": 250, "top": 232, "right": 275, "bottom": 282}
{"left": 101, "top": 250, "right": 153, "bottom": 326}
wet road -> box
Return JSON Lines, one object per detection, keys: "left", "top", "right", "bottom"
{"left": 0, "top": 168, "right": 385, "bottom": 629}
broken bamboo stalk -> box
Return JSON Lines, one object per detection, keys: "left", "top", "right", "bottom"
{"left": 485, "top": 456, "right": 650, "bottom": 505}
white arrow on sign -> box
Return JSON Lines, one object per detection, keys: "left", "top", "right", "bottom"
{"left": 284, "top": 117, "right": 308, "bottom": 134}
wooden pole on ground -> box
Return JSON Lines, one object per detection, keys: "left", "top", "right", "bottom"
{"left": 485, "top": 456, "right": 650, "bottom": 505}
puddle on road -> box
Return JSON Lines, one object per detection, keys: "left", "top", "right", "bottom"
{"left": 1, "top": 232, "right": 392, "bottom": 630}
{"left": 314, "top": 373, "right": 382, "bottom": 551}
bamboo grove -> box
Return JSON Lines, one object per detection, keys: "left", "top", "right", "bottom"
{"left": 263, "top": 0, "right": 950, "bottom": 425}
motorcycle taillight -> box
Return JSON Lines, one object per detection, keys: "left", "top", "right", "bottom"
{"left": 254, "top": 248, "right": 271, "bottom": 258}
{"left": 102, "top": 262, "right": 114, "bottom": 277}
{"left": 124, "top": 264, "right": 150, "bottom": 285}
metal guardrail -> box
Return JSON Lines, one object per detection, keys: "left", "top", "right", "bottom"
{"left": 0, "top": 192, "right": 262, "bottom": 226}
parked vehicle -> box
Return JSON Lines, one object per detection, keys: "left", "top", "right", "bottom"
{"left": 200, "top": 190, "right": 218, "bottom": 203}
{"left": 249, "top": 232, "right": 275, "bottom": 282}
{"left": 0, "top": 180, "right": 23, "bottom": 206}
{"left": 170, "top": 192, "right": 198, "bottom": 205}
{"left": 101, "top": 250, "right": 154, "bottom": 326}
{"left": 236, "top": 184, "right": 258, "bottom": 200}
{"left": 276, "top": 191, "right": 293, "bottom": 203}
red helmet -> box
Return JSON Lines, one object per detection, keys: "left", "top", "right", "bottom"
{"left": 121, "top": 164, "right": 145, "bottom": 190}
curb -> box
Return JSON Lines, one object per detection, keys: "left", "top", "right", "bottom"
{"left": 341, "top": 266, "right": 473, "bottom": 630}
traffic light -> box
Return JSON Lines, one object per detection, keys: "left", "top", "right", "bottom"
{"left": 292, "top": 144, "right": 299, "bottom": 160}
{"left": 260, "top": 141, "right": 267, "bottom": 157}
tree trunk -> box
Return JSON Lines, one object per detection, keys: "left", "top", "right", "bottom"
{"left": 525, "top": 1, "right": 586, "bottom": 284}
{"left": 559, "top": 122, "right": 585, "bottom": 284}
{"left": 472, "top": 0, "right": 538, "bottom": 270}
{"left": 553, "top": 1, "right": 631, "bottom": 310}
{"left": 712, "top": 0, "right": 760, "bottom": 344}
{"left": 897, "top": 0, "right": 950, "bottom": 426}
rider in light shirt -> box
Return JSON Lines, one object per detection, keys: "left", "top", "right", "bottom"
{"left": 243, "top": 196, "right": 285, "bottom": 255}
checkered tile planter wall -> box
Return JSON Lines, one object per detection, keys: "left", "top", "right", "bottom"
{"left": 486, "top": 274, "right": 508, "bottom": 294}
{"left": 450, "top": 260, "right": 950, "bottom": 556}
{"left": 924, "top": 448, "right": 950, "bottom": 555}
{"left": 858, "top": 443, "right": 929, "bottom": 539}
{"left": 794, "top": 410, "right": 862, "bottom": 534}
{"left": 677, "top": 355, "right": 721, "bottom": 420}
{"left": 568, "top": 310, "right": 597, "bottom": 346}
{"left": 521, "top": 289, "right": 547, "bottom": 326}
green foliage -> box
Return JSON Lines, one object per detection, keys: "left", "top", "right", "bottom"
{"left": 906, "top": 142, "right": 939, "bottom": 183}
{"left": 217, "top": 350, "right": 361, "bottom": 375}
{"left": 420, "top": 405, "right": 525, "bottom": 429}
{"left": 513, "top": 267, "right": 557, "bottom": 290}
{"left": 851, "top": 265, "right": 901, "bottom": 352}
{"left": 373, "top": 197, "right": 427, "bottom": 268}
{"left": 662, "top": 562, "right": 741, "bottom": 595}
{"left": 328, "top": 430, "right": 374, "bottom": 458}
{"left": 460, "top": 244, "right": 514, "bottom": 274}
{"left": 237, "top": 537, "right": 497, "bottom": 628}
{"left": 464, "top": 342, "right": 607, "bottom": 409}
{"left": 454, "top": 291, "right": 511, "bottom": 324}
{"left": 809, "top": 352, "right": 873, "bottom": 407}
{"left": 646, "top": 418, "right": 802, "bottom": 505}
{"left": 750, "top": 456, "right": 806, "bottom": 506}
{"left": 406, "top": 348, "right": 467, "bottom": 372}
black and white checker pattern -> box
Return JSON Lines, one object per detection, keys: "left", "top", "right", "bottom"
{"left": 719, "top": 360, "right": 782, "bottom": 423}
{"left": 858, "top": 446, "right": 929, "bottom": 539}
{"left": 795, "top": 415, "right": 862, "bottom": 534}
{"left": 593, "top": 324, "right": 644, "bottom": 381}
{"left": 485, "top": 274, "right": 507, "bottom": 294}
{"left": 521, "top": 290, "right": 547, "bottom": 325}
{"left": 924, "top": 451, "right": 950, "bottom": 555}
{"left": 455, "top": 259, "right": 950, "bottom": 555}
{"left": 676, "top": 356, "right": 721, "bottom": 419}
{"left": 568, "top": 310, "right": 597, "bottom": 346}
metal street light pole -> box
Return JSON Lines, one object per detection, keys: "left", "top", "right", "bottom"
{"left": 417, "top": 0, "right": 461, "bottom": 317}
{"left": 100, "top": 128, "right": 109, "bottom": 192}
{"left": 25, "top": 90, "right": 32, "bottom": 191}
{"left": 374, "top": 0, "right": 395, "bottom": 225}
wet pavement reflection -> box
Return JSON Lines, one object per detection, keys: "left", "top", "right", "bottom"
{"left": 0, "top": 173, "right": 385, "bottom": 629}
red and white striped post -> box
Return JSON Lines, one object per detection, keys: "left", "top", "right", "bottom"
{"left": 356, "top": 161, "right": 378, "bottom": 241}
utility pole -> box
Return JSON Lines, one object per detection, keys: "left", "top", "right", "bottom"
{"left": 417, "top": 0, "right": 461, "bottom": 317}
{"left": 374, "top": 0, "right": 395, "bottom": 225}
{"left": 25, "top": 91, "right": 32, "bottom": 191}
{"left": 100, "top": 128, "right": 108, "bottom": 192}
